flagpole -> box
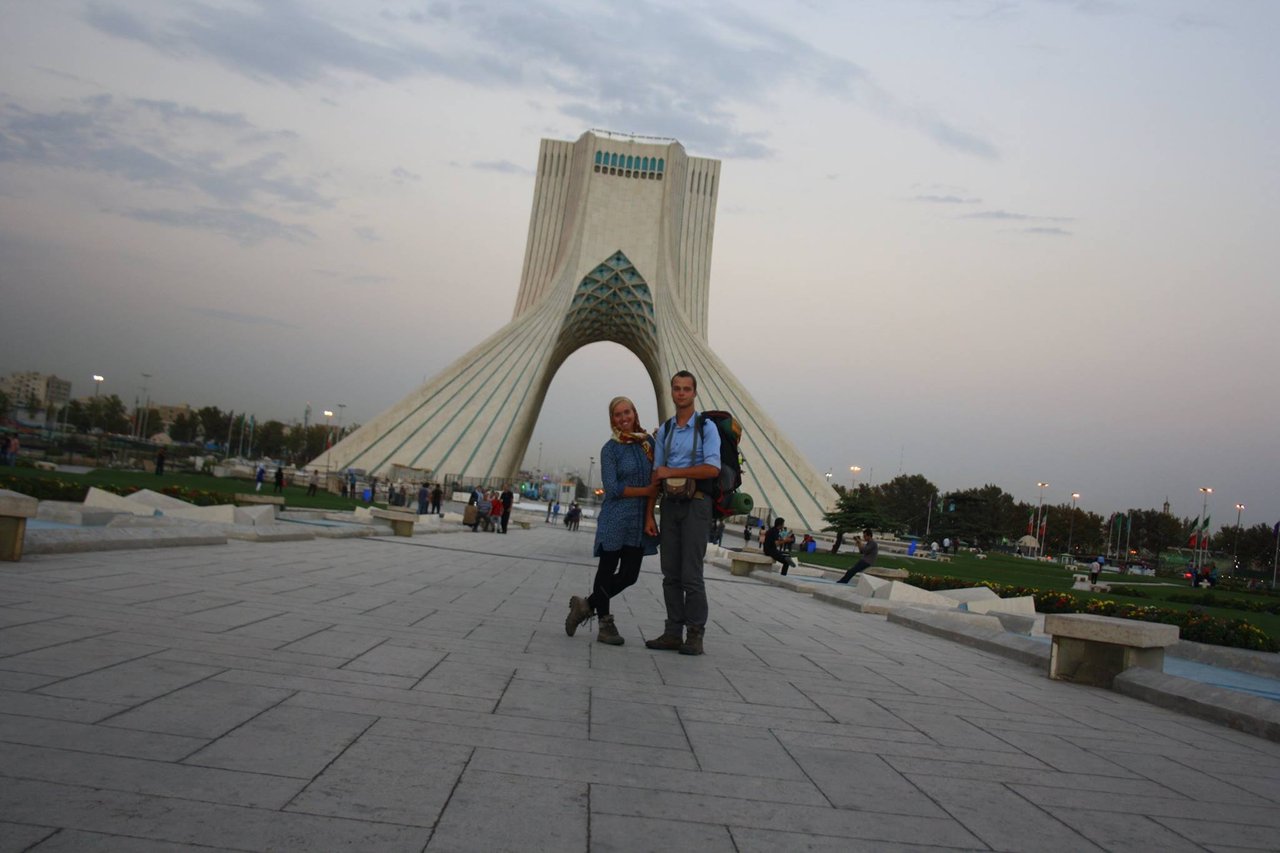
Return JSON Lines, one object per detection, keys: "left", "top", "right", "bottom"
{"left": 1271, "top": 523, "right": 1279, "bottom": 589}
{"left": 1123, "top": 513, "right": 1132, "bottom": 566}
{"left": 1197, "top": 487, "right": 1212, "bottom": 572}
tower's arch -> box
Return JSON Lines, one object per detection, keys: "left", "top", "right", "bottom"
{"left": 311, "top": 131, "right": 837, "bottom": 529}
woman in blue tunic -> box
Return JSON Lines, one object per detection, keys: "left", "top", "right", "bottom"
{"left": 565, "top": 396, "right": 658, "bottom": 645}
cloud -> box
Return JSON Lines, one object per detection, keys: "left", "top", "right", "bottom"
{"left": 82, "top": 0, "right": 997, "bottom": 161}
{"left": 963, "top": 209, "right": 1033, "bottom": 220}
{"left": 186, "top": 306, "right": 300, "bottom": 329}
{"left": 962, "top": 209, "right": 1074, "bottom": 222}
{"left": 1021, "top": 226, "right": 1073, "bottom": 236}
{"left": 0, "top": 93, "right": 327, "bottom": 242}
{"left": 470, "top": 160, "right": 532, "bottom": 176}
{"left": 913, "top": 194, "right": 980, "bottom": 204}
{"left": 118, "top": 206, "right": 315, "bottom": 245}
{"left": 391, "top": 166, "right": 421, "bottom": 182}
{"left": 353, "top": 226, "right": 380, "bottom": 242}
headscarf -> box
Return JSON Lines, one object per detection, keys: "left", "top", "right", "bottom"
{"left": 608, "top": 396, "right": 654, "bottom": 462}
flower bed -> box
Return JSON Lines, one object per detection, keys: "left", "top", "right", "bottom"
{"left": 907, "top": 572, "right": 1278, "bottom": 652}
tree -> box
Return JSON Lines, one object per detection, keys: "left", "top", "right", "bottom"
{"left": 1126, "top": 508, "right": 1186, "bottom": 567}
{"left": 24, "top": 392, "right": 41, "bottom": 418}
{"left": 873, "top": 474, "right": 938, "bottom": 537}
{"left": 822, "top": 487, "right": 889, "bottom": 536}
{"left": 196, "top": 406, "right": 230, "bottom": 448}
{"left": 256, "top": 420, "right": 287, "bottom": 459}
{"left": 169, "top": 412, "right": 199, "bottom": 443}
{"left": 933, "top": 484, "right": 1020, "bottom": 548}
{"left": 1212, "top": 523, "right": 1277, "bottom": 572}
{"left": 138, "top": 407, "right": 162, "bottom": 438}
{"left": 1042, "top": 503, "right": 1105, "bottom": 557}
{"left": 96, "top": 395, "right": 130, "bottom": 434}
{"left": 0, "top": 390, "right": 11, "bottom": 419}
{"left": 300, "top": 424, "right": 332, "bottom": 460}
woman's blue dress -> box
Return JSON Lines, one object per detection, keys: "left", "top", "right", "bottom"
{"left": 593, "top": 437, "right": 658, "bottom": 558}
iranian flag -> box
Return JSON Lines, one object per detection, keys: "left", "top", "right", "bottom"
{"left": 1027, "top": 510, "right": 1035, "bottom": 535}
{"left": 1039, "top": 508, "right": 1049, "bottom": 538}
{"left": 1200, "top": 514, "right": 1211, "bottom": 545}
{"left": 1188, "top": 516, "right": 1200, "bottom": 548}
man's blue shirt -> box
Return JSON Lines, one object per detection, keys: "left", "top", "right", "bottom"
{"left": 654, "top": 411, "right": 721, "bottom": 471}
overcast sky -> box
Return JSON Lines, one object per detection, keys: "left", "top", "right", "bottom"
{"left": 2, "top": 1, "right": 1277, "bottom": 529}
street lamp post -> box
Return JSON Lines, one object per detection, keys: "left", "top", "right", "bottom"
{"left": 1197, "top": 487, "right": 1213, "bottom": 572}
{"left": 91, "top": 374, "right": 105, "bottom": 466}
{"left": 849, "top": 466, "right": 861, "bottom": 489}
{"left": 1035, "top": 482, "right": 1049, "bottom": 558}
{"left": 1233, "top": 503, "right": 1245, "bottom": 576}
{"left": 1067, "top": 492, "right": 1080, "bottom": 561}
{"left": 587, "top": 456, "right": 595, "bottom": 500}
{"left": 337, "top": 403, "right": 346, "bottom": 439}
{"left": 323, "top": 411, "right": 334, "bottom": 478}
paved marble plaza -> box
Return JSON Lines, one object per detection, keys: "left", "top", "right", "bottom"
{"left": 1, "top": 525, "right": 1277, "bottom": 851}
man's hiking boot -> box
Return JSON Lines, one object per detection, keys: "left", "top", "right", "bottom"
{"left": 596, "top": 615, "right": 624, "bottom": 646}
{"left": 564, "top": 595, "right": 592, "bottom": 637}
{"left": 644, "top": 631, "right": 683, "bottom": 651}
{"left": 679, "top": 626, "right": 705, "bottom": 656}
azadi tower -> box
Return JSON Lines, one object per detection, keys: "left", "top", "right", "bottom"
{"left": 311, "top": 131, "right": 837, "bottom": 530}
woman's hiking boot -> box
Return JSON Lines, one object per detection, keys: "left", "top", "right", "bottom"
{"left": 644, "top": 631, "right": 683, "bottom": 651}
{"left": 596, "top": 615, "right": 624, "bottom": 646}
{"left": 679, "top": 626, "right": 705, "bottom": 656}
{"left": 564, "top": 595, "right": 592, "bottom": 637}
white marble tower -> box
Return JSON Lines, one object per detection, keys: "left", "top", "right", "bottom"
{"left": 311, "top": 131, "right": 837, "bottom": 530}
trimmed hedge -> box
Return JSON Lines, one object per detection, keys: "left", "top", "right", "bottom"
{"left": 0, "top": 476, "right": 233, "bottom": 508}
{"left": 907, "top": 572, "right": 1278, "bottom": 653}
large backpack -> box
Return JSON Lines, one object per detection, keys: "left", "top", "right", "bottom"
{"left": 660, "top": 410, "right": 751, "bottom": 518}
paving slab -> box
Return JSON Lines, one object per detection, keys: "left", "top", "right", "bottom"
{"left": 1, "top": 528, "right": 1277, "bottom": 851}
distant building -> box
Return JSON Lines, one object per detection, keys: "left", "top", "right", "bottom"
{"left": 153, "top": 402, "right": 193, "bottom": 429}
{"left": 0, "top": 371, "right": 71, "bottom": 409}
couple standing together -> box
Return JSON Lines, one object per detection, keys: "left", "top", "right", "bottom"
{"left": 564, "top": 371, "right": 720, "bottom": 656}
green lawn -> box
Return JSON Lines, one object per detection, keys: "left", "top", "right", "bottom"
{"left": 1, "top": 465, "right": 369, "bottom": 511}
{"left": 795, "top": 548, "right": 1280, "bottom": 639}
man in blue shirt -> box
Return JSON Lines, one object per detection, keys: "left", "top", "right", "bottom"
{"left": 645, "top": 371, "right": 721, "bottom": 656}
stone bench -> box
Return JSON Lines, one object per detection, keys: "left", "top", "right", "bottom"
{"left": 234, "top": 494, "right": 285, "bottom": 507}
{"left": 730, "top": 552, "right": 774, "bottom": 576}
{"left": 863, "top": 566, "right": 909, "bottom": 581}
{"left": 1071, "top": 573, "right": 1110, "bottom": 593}
{"left": 0, "top": 490, "right": 38, "bottom": 561}
{"left": 370, "top": 508, "right": 419, "bottom": 537}
{"left": 1045, "top": 613, "right": 1179, "bottom": 688}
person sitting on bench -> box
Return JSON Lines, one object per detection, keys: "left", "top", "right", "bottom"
{"left": 764, "top": 518, "right": 796, "bottom": 576}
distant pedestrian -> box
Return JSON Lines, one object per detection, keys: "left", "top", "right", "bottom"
{"left": 418, "top": 483, "right": 429, "bottom": 515}
{"left": 154, "top": 448, "right": 166, "bottom": 476}
{"left": 546, "top": 499, "right": 554, "bottom": 523}
{"left": 836, "top": 529, "right": 878, "bottom": 584}
{"left": 307, "top": 469, "right": 319, "bottom": 496}
{"left": 273, "top": 466, "right": 284, "bottom": 494}
{"left": 501, "top": 486, "right": 514, "bottom": 533}
{"left": 743, "top": 524, "right": 751, "bottom": 546}
{"left": 255, "top": 464, "right": 266, "bottom": 492}
{"left": 431, "top": 484, "right": 443, "bottom": 515}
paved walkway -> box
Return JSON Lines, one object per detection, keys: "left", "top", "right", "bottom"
{"left": 1, "top": 526, "right": 1277, "bottom": 851}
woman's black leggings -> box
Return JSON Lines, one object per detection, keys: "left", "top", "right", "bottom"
{"left": 587, "top": 546, "right": 644, "bottom": 617}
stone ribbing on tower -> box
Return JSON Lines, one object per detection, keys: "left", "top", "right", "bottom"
{"left": 311, "top": 131, "right": 837, "bottom": 530}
